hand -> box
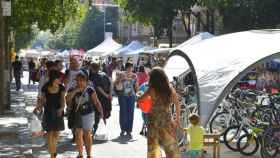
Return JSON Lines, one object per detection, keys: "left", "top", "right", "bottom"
{"left": 57, "top": 108, "right": 64, "bottom": 117}
{"left": 171, "top": 119, "right": 180, "bottom": 128}
{"left": 33, "top": 106, "right": 42, "bottom": 114}
{"left": 99, "top": 112, "right": 104, "bottom": 120}
{"left": 107, "top": 95, "right": 112, "bottom": 101}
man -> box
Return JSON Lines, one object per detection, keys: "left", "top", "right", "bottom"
{"left": 89, "top": 62, "right": 112, "bottom": 136}
{"left": 28, "top": 58, "right": 36, "bottom": 85}
{"left": 12, "top": 56, "right": 23, "bottom": 91}
{"left": 64, "top": 57, "right": 81, "bottom": 142}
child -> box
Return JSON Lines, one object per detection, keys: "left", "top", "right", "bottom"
{"left": 137, "top": 81, "right": 149, "bottom": 136}
{"left": 183, "top": 114, "right": 205, "bottom": 158}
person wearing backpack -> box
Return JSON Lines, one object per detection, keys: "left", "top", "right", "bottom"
{"left": 89, "top": 62, "right": 112, "bottom": 136}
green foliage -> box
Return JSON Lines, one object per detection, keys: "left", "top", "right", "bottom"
{"left": 116, "top": 0, "right": 178, "bottom": 39}
{"left": 12, "top": 0, "right": 79, "bottom": 34}
{"left": 201, "top": 0, "right": 280, "bottom": 33}
{"left": 76, "top": 7, "right": 104, "bottom": 50}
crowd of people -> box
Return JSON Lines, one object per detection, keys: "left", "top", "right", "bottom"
{"left": 12, "top": 55, "right": 206, "bottom": 158}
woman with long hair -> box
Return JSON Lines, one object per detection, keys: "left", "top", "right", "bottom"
{"left": 138, "top": 67, "right": 181, "bottom": 158}
{"left": 66, "top": 71, "right": 104, "bottom": 158}
{"left": 34, "top": 70, "right": 66, "bottom": 158}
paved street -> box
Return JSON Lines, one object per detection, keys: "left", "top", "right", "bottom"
{"left": 0, "top": 72, "right": 264, "bottom": 158}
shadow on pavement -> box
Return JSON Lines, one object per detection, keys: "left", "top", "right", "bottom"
{"left": 111, "top": 136, "right": 137, "bottom": 144}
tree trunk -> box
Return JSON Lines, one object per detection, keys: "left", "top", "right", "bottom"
{"left": 210, "top": 9, "right": 215, "bottom": 34}
{"left": 0, "top": 2, "right": 5, "bottom": 113}
{"left": 181, "top": 12, "right": 189, "bottom": 39}
{"left": 206, "top": 9, "right": 210, "bottom": 32}
{"left": 168, "top": 25, "right": 173, "bottom": 48}
{"left": 188, "top": 13, "right": 191, "bottom": 37}
{"left": 4, "top": 17, "right": 10, "bottom": 110}
{"left": 168, "top": 17, "right": 173, "bottom": 48}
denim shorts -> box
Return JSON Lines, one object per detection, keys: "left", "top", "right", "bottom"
{"left": 81, "top": 112, "right": 95, "bottom": 130}
{"left": 188, "top": 150, "right": 202, "bottom": 158}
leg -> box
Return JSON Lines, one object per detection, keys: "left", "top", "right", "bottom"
{"left": 47, "top": 131, "right": 55, "bottom": 158}
{"left": 161, "top": 129, "right": 180, "bottom": 158}
{"left": 126, "top": 96, "right": 135, "bottom": 134}
{"left": 147, "top": 136, "right": 161, "bottom": 158}
{"left": 118, "top": 96, "right": 127, "bottom": 134}
{"left": 83, "top": 129, "right": 93, "bottom": 157}
{"left": 75, "top": 129, "right": 84, "bottom": 157}
{"left": 15, "top": 75, "right": 21, "bottom": 91}
{"left": 93, "top": 110, "right": 100, "bottom": 135}
{"left": 52, "top": 131, "right": 60, "bottom": 156}
{"left": 29, "top": 71, "right": 31, "bottom": 85}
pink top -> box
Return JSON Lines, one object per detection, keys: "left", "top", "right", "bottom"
{"left": 137, "top": 72, "right": 148, "bottom": 86}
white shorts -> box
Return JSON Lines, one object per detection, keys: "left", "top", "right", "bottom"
{"left": 81, "top": 112, "right": 95, "bottom": 130}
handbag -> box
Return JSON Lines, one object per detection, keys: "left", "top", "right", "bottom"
{"left": 30, "top": 114, "right": 44, "bottom": 137}
{"left": 95, "top": 120, "right": 109, "bottom": 141}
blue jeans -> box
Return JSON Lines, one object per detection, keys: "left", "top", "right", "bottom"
{"left": 118, "top": 96, "right": 135, "bottom": 133}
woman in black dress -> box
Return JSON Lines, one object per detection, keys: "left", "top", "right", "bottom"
{"left": 34, "top": 70, "right": 65, "bottom": 158}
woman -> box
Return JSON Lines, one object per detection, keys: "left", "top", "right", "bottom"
{"left": 114, "top": 62, "right": 138, "bottom": 138}
{"left": 137, "top": 67, "right": 181, "bottom": 158}
{"left": 137, "top": 65, "right": 148, "bottom": 86}
{"left": 34, "top": 70, "right": 65, "bottom": 158}
{"left": 66, "top": 71, "right": 104, "bottom": 158}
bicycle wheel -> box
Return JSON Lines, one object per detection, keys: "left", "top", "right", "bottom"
{"left": 237, "top": 133, "right": 259, "bottom": 156}
{"left": 261, "top": 128, "right": 280, "bottom": 158}
{"left": 209, "top": 112, "right": 238, "bottom": 134}
{"left": 223, "top": 125, "right": 248, "bottom": 151}
{"left": 251, "top": 106, "right": 273, "bottom": 124}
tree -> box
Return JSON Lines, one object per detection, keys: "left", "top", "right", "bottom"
{"left": 115, "top": 0, "right": 178, "bottom": 47}
{"left": 201, "top": 0, "right": 280, "bottom": 33}
{"left": 12, "top": 0, "right": 80, "bottom": 51}
{"left": 76, "top": 7, "right": 105, "bottom": 50}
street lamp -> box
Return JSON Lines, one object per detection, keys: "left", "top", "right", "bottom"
{"left": 191, "top": 5, "right": 203, "bottom": 35}
{"left": 91, "top": 3, "right": 119, "bottom": 39}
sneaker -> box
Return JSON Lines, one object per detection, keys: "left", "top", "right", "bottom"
{"left": 120, "top": 131, "right": 125, "bottom": 137}
{"left": 127, "top": 132, "right": 133, "bottom": 139}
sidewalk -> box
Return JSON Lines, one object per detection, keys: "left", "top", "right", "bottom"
{"left": 0, "top": 72, "right": 263, "bottom": 158}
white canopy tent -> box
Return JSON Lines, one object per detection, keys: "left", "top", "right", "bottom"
{"left": 121, "top": 46, "right": 154, "bottom": 64}
{"left": 165, "top": 30, "right": 280, "bottom": 126}
{"left": 87, "top": 37, "right": 122, "bottom": 56}
{"left": 114, "top": 41, "right": 144, "bottom": 57}
{"left": 176, "top": 32, "right": 214, "bottom": 49}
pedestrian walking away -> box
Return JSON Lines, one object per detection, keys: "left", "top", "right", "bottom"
{"left": 137, "top": 67, "right": 181, "bottom": 158}
{"left": 28, "top": 58, "right": 36, "bottom": 85}
{"left": 12, "top": 55, "right": 23, "bottom": 91}
{"left": 89, "top": 62, "right": 112, "bottom": 136}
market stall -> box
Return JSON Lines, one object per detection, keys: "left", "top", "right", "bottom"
{"left": 87, "top": 37, "right": 122, "bottom": 56}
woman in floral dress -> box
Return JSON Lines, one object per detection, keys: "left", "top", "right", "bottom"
{"left": 138, "top": 67, "right": 181, "bottom": 158}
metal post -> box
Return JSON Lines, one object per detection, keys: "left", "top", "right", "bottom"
{"left": 103, "top": 6, "right": 106, "bottom": 39}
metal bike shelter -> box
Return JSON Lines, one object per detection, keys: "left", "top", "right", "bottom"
{"left": 164, "top": 30, "right": 280, "bottom": 126}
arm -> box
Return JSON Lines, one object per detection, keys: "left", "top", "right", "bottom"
{"left": 172, "top": 87, "right": 181, "bottom": 126}
{"left": 65, "top": 89, "right": 78, "bottom": 107}
{"left": 34, "top": 93, "right": 46, "bottom": 113}
{"left": 91, "top": 91, "right": 104, "bottom": 119}
{"left": 97, "top": 86, "right": 112, "bottom": 100}
{"left": 137, "top": 87, "right": 152, "bottom": 101}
